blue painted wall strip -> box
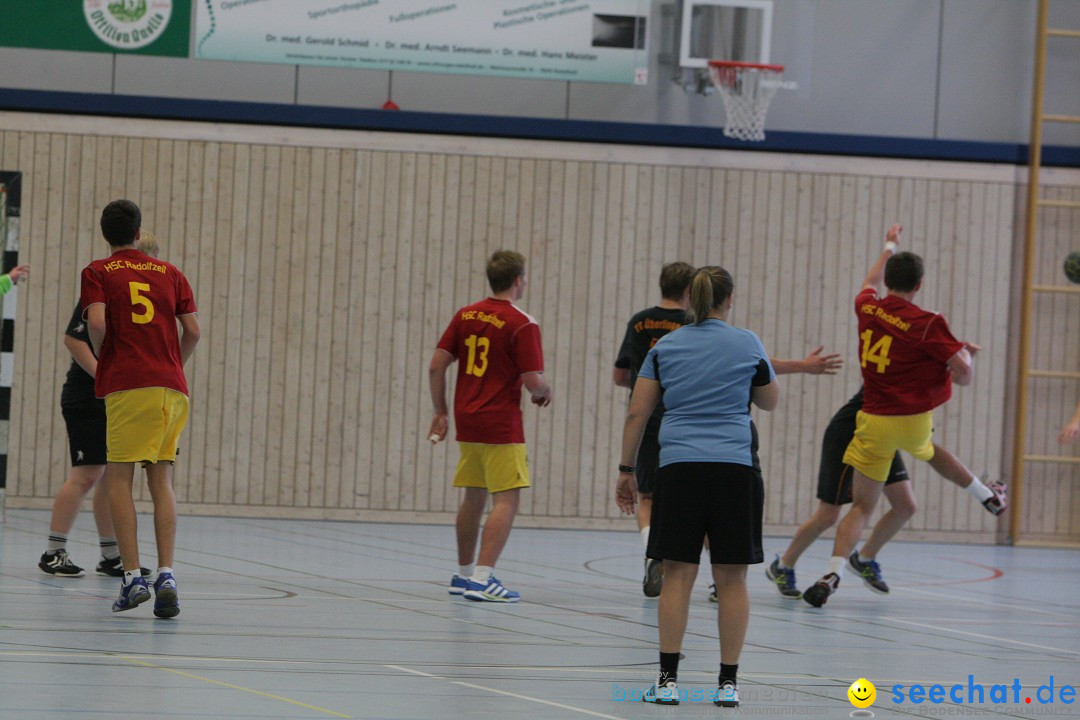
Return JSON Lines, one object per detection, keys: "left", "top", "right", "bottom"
{"left": 1, "top": 87, "right": 1078, "bottom": 167}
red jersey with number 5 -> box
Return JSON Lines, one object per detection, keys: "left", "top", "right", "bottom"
{"left": 81, "top": 248, "right": 197, "bottom": 398}
{"left": 854, "top": 288, "right": 964, "bottom": 416}
{"left": 436, "top": 297, "right": 544, "bottom": 444}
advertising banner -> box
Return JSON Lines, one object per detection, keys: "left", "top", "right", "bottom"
{"left": 0, "top": 1, "right": 190, "bottom": 56}
{"left": 195, "top": 0, "right": 650, "bottom": 84}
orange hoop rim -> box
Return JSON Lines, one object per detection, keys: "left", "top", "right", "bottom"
{"left": 708, "top": 60, "right": 784, "bottom": 73}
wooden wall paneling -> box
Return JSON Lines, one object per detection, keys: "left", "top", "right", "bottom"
{"left": 275, "top": 146, "right": 308, "bottom": 507}
{"left": 181, "top": 141, "right": 209, "bottom": 505}
{"left": 309, "top": 148, "right": 339, "bottom": 509}
{"left": 804, "top": 174, "right": 836, "bottom": 522}
{"left": 384, "top": 150, "right": 411, "bottom": 512}
{"left": 197, "top": 142, "right": 227, "bottom": 506}
{"left": 972, "top": 182, "right": 1001, "bottom": 532}
{"left": 584, "top": 163, "right": 621, "bottom": 519}
{"left": 345, "top": 149, "right": 375, "bottom": 510}
{"left": 364, "top": 150, "right": 393, "bottom": 511}
{"left": 4, "top": 117, "right": 1076, "bottom": 542}
{"left": 25, "top": 134, "right": 59, "bottom": 498}
{"left": 53, "top": 135, "right": 83, "bottom": 494}
{"left": 771, "top": 172, "right": 799, "bottom": 526}
{"left": 262, "top": 144, "right": 295, "bottom": 507}
{"left": 753, "top": 170, "right": 779, "bottom": 522}
{"left": 608, "top": 161, "right": 639, "bottom": 521}
{"left": 398, "top": 152, "right": 424, "bottom": 513}
{"left": 236, "top": 144, "right": 266, "bottom": 506}
{"left": 414, "top": 152, "right": 445, "bottom": 514}
{"left": 217, "top": 143, "right": 248, "bottom": 504}
{"left": 429, "top": 153, "right": 461, "bottom": 513}
{"left": 327, "top": 149, "right": 356, "bottom": 510}
{"left": 294, "top": 147, "right": 322, "bottom": 508}
{"left": 540, "top": 159, "right": 575, "bottom": 518}
{"left": 522, "top": 159, "right": 555, "bottom": 518}
{"left": 948, "top": 179, "right": 976, "bottom": 531}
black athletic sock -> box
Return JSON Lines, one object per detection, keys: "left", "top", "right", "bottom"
{"left": 659, "top": 652, "right": 680, "bottom": 685}
{"left": 720, "top": 663, "right": 738, "bottom": 685}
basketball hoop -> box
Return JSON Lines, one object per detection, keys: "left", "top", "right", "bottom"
{"left": 707, "top": 60, "right": 793, "bottom": 142}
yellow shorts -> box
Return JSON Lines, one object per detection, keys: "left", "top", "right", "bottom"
{"left": 842, "top": 410, "right": 935, "bottom": 482}
{"left": 105, "top": 387, "right": 190, "bottom": 465}
{"left": 453, "top": 442, "right": 531, "bottom": 493}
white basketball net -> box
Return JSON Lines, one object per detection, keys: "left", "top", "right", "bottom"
{"left": 708, "top": 64, "right": 786, "bottom": 142}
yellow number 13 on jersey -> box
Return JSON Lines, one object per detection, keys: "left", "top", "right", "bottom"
{"left": 464, "top": 334, "right": 490, "bottom": 377}
{"left": 129, "top": 281, "right": 155, "bottom": 324}
{"left": 860, "top": 329, "right": 892, "bottom": 374}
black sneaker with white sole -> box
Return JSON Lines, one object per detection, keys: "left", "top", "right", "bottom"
{"left": 95, "top": 556, "right": 152, "bottom": 578}
{"left": 39, "top": 550, "right": 85, "bottom": 577}
{"left": 802, "top": 572, "right": 840, "bottom": 608}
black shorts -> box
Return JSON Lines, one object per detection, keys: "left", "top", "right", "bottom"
{"left": 635, "top": 416, "right": 662, "bottom": 495}
{"left": 817, "top": 398, "right": 908, "bottom": 505}
{"left": 647, "top": 462, "right": 764, "bottom": 565}
{"left": 61, "top": 399, "right": 108, "bottom": 467}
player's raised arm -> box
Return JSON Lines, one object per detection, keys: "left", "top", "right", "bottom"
{"left": 862, "top": 224, "right": 902, "bottom": 292}
{"left": 770, "top": 346, "right": 843, "bottom": 375}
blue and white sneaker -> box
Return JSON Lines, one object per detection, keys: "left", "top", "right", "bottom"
{"left": 112, "top": 576, "right": 151, "bottom": 612}
{"left": 153, "top": 572, "right": 180, "bottom": 618}
{"left": 462, "top": 575, "right": 520, "bottom": 603}
{"left": 714, "top": 680, "right": 740, "bottom": 707}
{"left": 643, "top": 681, "right": 680, "bottom": 705}
{"left": 448, "top": 574, "right": 468, "bottom": 595}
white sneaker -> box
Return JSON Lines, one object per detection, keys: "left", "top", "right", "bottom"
{"left": 643, "top": 681, "right": 680, "bottom": 705}
{"left": 714, "top": 680, "right": 740, "bottom": 707}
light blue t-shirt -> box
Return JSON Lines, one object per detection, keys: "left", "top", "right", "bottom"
{"left": 638, "top": 319, "right": 775, "bottom": 468}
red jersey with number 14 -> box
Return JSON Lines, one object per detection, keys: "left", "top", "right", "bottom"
{"left": 854, "top": 288, "right": 964, "bottom": 416}
{"left": 437, "top": 297, "right": 544, "bottom": 444}
{"left": 81, "top": 248, "right": 197, "bottom": 398}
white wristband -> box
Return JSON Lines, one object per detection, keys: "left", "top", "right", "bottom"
{"left": 884, "top": 241, "right": 898, "bottom": 254}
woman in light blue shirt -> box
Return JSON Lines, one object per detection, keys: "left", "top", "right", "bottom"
{"left": 616, "top": 266, "right": 779, "bottom": 708}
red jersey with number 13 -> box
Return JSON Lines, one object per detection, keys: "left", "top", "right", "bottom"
{"left": 854, "top": 288, "right": 964, "bottom": 416}
{"left": 81, "top": 248, "right": 197, "bottom": 398}
{"left": 437, "top": 297, "right": 544, "bottom": 444}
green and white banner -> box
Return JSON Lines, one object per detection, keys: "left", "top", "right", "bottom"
{"left": 0, "top": 1, "right": 190, "bottom": 56}
{"left": 195, "top": 0, "right": 650, "bottom": 84}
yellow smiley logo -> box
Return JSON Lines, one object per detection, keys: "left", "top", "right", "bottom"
{"left": 848, "top": 678, "right": 876, "bottom": 708}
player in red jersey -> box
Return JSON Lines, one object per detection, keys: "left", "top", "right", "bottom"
{"left": 81, "top": 200, "right": 200, "bottom": 616}
{"left": 802, "top": 225, "right": 1004, "bottom": 608}
{"left": 428, "top": 250, "right": 552, "bottom": 603}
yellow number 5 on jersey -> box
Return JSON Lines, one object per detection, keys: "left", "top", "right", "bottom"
{"left": 860, "top": 329, "right": 892, "bottom": 374}
{"left": 464, "top": 334, "right": 489, "bottom": 377}
{"left": 129, "top": 281, "right": 155, "bottom": 324}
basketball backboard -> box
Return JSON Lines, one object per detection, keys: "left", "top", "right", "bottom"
{"left": 679, "top": 0, "right": 773, "bottom": 69}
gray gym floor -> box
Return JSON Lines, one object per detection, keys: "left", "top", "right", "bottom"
{"left": 1, "top": 509, "right": 1077, "bottom": 719}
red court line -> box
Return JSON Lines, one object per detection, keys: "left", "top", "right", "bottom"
{"left": 902, "top": 557, "right": 1004, "bottom": 587}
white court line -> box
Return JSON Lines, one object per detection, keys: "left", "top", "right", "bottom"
{"left": 884, "top": 618, "right": 1080, "bottom": 656}
{"left": 892, "top": 585, "right": 1079, "bottom": 621}
{"left": 385, "top": 664, "right": 629, "bottom": 720}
